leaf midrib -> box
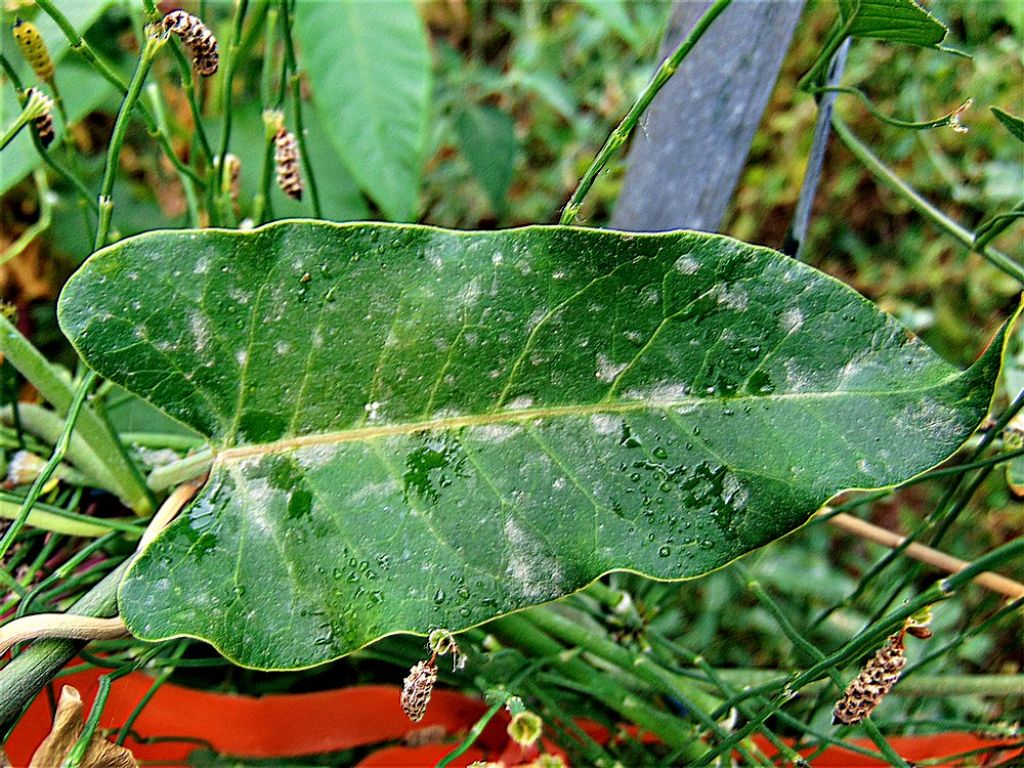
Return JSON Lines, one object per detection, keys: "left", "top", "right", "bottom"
{"left": 214, "top": 380, "right": 957, "bottom": 463}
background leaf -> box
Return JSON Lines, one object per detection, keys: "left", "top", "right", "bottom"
{"left": 58, "top": 222, "right": 1006, "bottom": 669}
{"left": 455, "top": 105, "right": 518, "bottom": 216}
{"left": 0, "top": 1, "right": 116, "bottom": 195}
{"left": 295, "top": 0, "right": 432, "bottom": 222}
{"left": 992, "top": 107, "right": 1024, "bottom": 143}
{"left": 838, "top": 0, "right": 948, "bottom": 47}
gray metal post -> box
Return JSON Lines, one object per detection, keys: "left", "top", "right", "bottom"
{"left": 612, "top": 0, "right": 805, "bottom": 233}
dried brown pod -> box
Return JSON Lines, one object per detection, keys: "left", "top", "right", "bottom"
{"left": 161, "top": 10, "right": 218, "bottom": 76}
{"left": 400, "top": 659, "right": 437, "bottom": 723}
{"left": 905, "top": 624, "right": 933, "bottom": 640}
{"left": 274, "top": 127, "right": 303, "bottom": 201}
{"left": 832, "top": 632, "right": 907, "bottom": 725}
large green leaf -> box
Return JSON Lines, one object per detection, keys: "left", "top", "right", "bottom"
{"left": 58, "top": 222, "right": 1007, "bottom": 670}
{"left": 295, "top": 1, "right": 431, "bottom": 222}
{"left": 837, "top": 0, "right": 948, "bottom": 47}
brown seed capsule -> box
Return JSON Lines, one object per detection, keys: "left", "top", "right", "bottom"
{"left": 905, "top": 625, "right": 933, "bottom": 640}
{"left": 274, "top": 127, "right": 303, "bottom": 201}
{"left": 24, "top": 87, "right": 54, "bottom": 148}
{"left": 832, "top": 632, "right": 907, "bottom": 725}
{"left": 400, "top": 659, "right": 437, "bottom": 723}
{"left": 161, "top": 10, "right": 219, "bottom": 76}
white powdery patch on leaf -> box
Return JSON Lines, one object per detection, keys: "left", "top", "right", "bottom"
{"left": 190, "top": 311, "right": 211, "bottom": 356}
{"left": 292, "top": 443, "right": 338, "bottom": 471}
{"left": 673, "top": 253, "right": 699, "bottom": 275}
{"left": 596, "top": 353, "right": 627, "bottom": 383}
{"left": 475, "top": 424, "right": 522, "bottom": 444}
{"left": 896, "top": 398, "right": 964, "bottom": 445}
{"left": 503, "top": 517, "right": 565, "bottom": 601}
{"left": 590, "top": 413, "right": 621, "bottom": 436}
{"left": 716, "top": 285, "right": 749, "bottom": 312}
{"left": 506, "top": 396, "right": 534, "bottom": 411}
{"left": 780, "top": 307, "right": 804, "bottom": 334}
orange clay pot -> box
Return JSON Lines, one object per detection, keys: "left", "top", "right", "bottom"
{"left": 4, "top": 663, "right": 1021, "bottom": 767}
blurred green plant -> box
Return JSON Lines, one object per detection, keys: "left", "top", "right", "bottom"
{"left": 0, "top": 1, "right": 1021, "bottom": 766}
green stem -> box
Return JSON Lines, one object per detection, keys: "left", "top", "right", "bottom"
{"left": 974, "top": 196, "right": 1024, "bottom": 252}
{"left": 32, "top": 0, "right": 203, "bottom": 189}
{"left": 145, "top": 84, "right": 201, "bottom": 227}
{"left": 279, "top": 0, "right": 321, "bottom": 217}
{"left": 524, "top": 607, "right": 720, "bottom": 714}
{"left": 559, "top": 0, "right": 732, "bottom": 225}
{"left": 253, "top": 116, "right": 278, "bottom": 224}
{"left": 146, "top": 447, "right": 213, "bottom": 492}
{"left": 0, "top": 317, "right": 155, "bottom": 514}
{"left": 692, "top": 543, "right": 1024, "bottom": 766}
{"left": 0, "top": 372, "right": 97, "bottom": 562}
{"left": 214, "top": 0, "right": 251, "bottom": 223}
{"left": 824, "top": 389, "right": 1024, "bottom": 624}
{"left": 0, "top": 98, "right": 42, "bottom": 150}
{"left": 832, "top": 114, "right": 1024, "bottom": 283}
{"left": 15, "top": 533, "right": 121, "bottom": 618}
{"left": 435, "top": 699, "right": 504, "bottom": 768}
{"left": 0, "top": 58, "right": 96, "bottom": 214}
{"left": 797, "top": 17, "right": 853, "bottom": 93}
{"left": 47, "top": 77, "right": 94, "bottom": 240}
{"left": 114, "top": 641, "right": 189, "bottom": 746}
{"left": 94, "top": 34, "right": 164, "bottom": 251}
{"left": 742, "top": 573, "right": 908, "bottom": 767}
{"left": 1, "top": 403, "right": 121, "bottom": 494}
{"left": 814, "top": 86, "right": 970, "bottom": 131}
{"left": 0, "top": 497, "right": 135, "bottom": 538}
{"left": 488, "top": 614, "right": 706, "bottom": 758}
{"left": 0, "top": 170, "right": 53, "bottom": 268}
{"left": 168, "top": 43, "right": 214, "bottom": 167}
{"left": 62, "top": 644, "right": 165, "bottom": 768}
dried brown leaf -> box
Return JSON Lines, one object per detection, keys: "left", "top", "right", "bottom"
{"left": 28, "top": 686, "right": 137, "bottom": 768}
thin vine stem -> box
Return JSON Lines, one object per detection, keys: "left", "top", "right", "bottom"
{"left": 1, "top": 55, "right": 97, "bottom": 214}
{"left": 0, "top": 371, "right": 97, "bottom": 563}
{"left": 0, "top": 97, "right": 44, "bottom": 150}
{"left": 279, "top": 0, "right": 322, "bottom": 217}
{"left": 214, "top": 0, "right": 252, "bottom": 224}
{"left": 435, "top": 698, "right": 505, "bottom": 768}
{"left": 145, "top": 83, "right": 201, "bottom": 227}
{"left": 818, "top": 389, "right": 1024, "bottom": 624}
{"left": 832, "top": 114, "right": 1024, "bottom": 283}
{"left": 62, "top": 644, "right": 165, "bottom": 768}
{"left": 0, "top": 316, "right": 155, "bottom": 513}
{"left": 0, "top": 170, "right": 53, "bottom": 268}
{"left": 559, "top": 0, "right": 732, "bottom": 225}
{"left": 32, "top": 0, "right": 203, "bottom": 189}
{"left": 94, "top": 32, "right": 165, "bottom": 250}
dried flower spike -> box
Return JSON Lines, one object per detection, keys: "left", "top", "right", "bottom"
{"left": 400, "top": 659, "right": 437, "bottom": 722}
{"left": 13, "top": 19, "right": 54, "bottom": 81}
{"left": 24, "top": 87, "right": 55, "bottom": 149}
{"left": 224, "top": 153, "right": 241, "bottom": 206}
{"left": 832, "top": 632, "right": 906, "bottom": 725}
{"left": 274, "top": 127, "right": 303, "bottom": 201}
{"left": 161, "top": 10, "right": 218, "bottom": 77}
